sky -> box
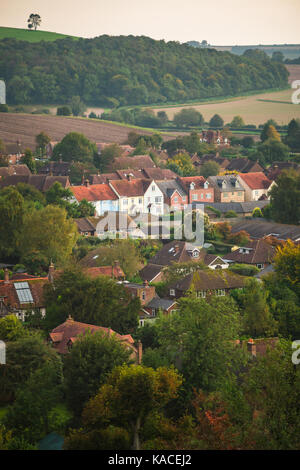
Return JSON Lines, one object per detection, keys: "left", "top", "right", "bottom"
{"left": 1, "top": 0, "right": 300, "bottom": 45}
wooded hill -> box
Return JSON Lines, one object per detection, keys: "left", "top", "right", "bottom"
{"left": 0, "top": 35, "right": 289, "bottom": 107}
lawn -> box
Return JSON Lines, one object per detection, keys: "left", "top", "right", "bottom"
{"left": 0, "top": 27, "right": 78, "bottom": 42}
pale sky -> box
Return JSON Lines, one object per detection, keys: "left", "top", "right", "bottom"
{"left": 1, "top": 0, "right": 300, "bottom": 45}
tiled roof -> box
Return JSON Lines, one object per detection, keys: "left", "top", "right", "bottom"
{"left": 169, "top": 269, "right": 246, "bottom": 292}
{"left": 139, "top": 264, "right": 163, "bottom": 282}
{"left": 157, "top": 180, "right": 187, "bottom": 198}
{"left": 239, "top": 172, "right": 272, "bottom": 190}
{"left": 74, "top": 217, "right": 96, "bottom": 232}
{"left": 142, "top": 168, "right": 177, "bottom": 180}
{"left": 113, "top": 155, "right": 156, "bottom": 170}
{"left": 0, "top": 164, "right": 31, "bottom": 178}
{"left": 0, "top": 175, "right": 70, "bottom": 192}
{"left": 146, "top": 297, "right": 177, "bottom": 310}
{"left": 231, "top": 219, "right": 300, "bottom": 242}
{"left": 109, "top": 179, "right": 151, "bottom": 197}
{"left": 84, "top": 265, "right": 125, "bottom": 279}
{"left": 147, "top": 240, "right": 200, "bottom": 266}
{"left": 177, "top": 176, "right": 207, "bottom": 191}
{"left": 38, "top": 161, "right": 71, "bottom": 176}
{"left": 208, "top": 175, "right": 245, "bottom": 192}
{"left": 223, "top": 239, "right": 276, "bottom": 264}
{"left": 0, "top": 278, "right": 48, "bottom": 309}
{"left": 71, "top": 184, "right": 118, "bottom": 202}
{"left": 226, "top": 158, "right": 263, "bottom": 173}
{"left": 50, "top": 317, "right": 134, "bottom": 354}
{"left": 89, "top": 173, "right": 120, "bottom": 184}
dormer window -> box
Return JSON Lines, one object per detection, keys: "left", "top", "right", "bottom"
{"left": 204, "top": 181, "right": 209, "bottom": 189}
{"left": 190, "top": 182, "right": 195, "bottom": 190}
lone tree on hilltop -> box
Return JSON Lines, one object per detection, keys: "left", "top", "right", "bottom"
{"left": 27, "top": 14, "right": 41, "bottom": 31}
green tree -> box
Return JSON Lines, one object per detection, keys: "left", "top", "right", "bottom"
{"left": 269, "top": 170, "right": 300, "bottom": 224}
{"left": 44, "top": 267, "right": 140, "bottom": 332}
{"left": 260, "top": 119, "right": 278, "bottom": 142}
{"left": 173, "top": 108, "right": 204, "bottom": 127}
{"left": 200, "top": 160, "right": 220, "bottom": 178}
{"left": 209, "top": 114, "right": 224, "bottom": 128}
{"left": 52, "top": 132, "right": 97, "bottom": 163}
{"left": 57, "top": 106, "right": 72, "bottom": 116}
{"left": 256, "top": 139, "right": 289, "bottom": 165}
{"left": 0, "top": 315, "right": 25, "bottom": 341}
{"left": 80, "top": 365, "right": 182, "bottom": 450}
{"left": 35, "top": 132, "right": 50, "bottom": 156}
{"left": 96, "top": 143, "right": 122, "bottom": 172}
{"left": 69, "top": 95, "right": 86, "bottom": 117}
{"left": 167, "top": 152, "right": 196, "bottom": 176}
{"left": 230, "top": 116, "right": 245, "bottom": 128}
{"left": 27, "top": 13, "right": 41, "bottom": 31}
{"left": 19, "top": 205, "right": 78, "bottom": 265}
{"left": 64, "top": 331, "right": 132, "bottom": 416}
{"left": 271, "top": 51, "right": 284, "bottom": 63}
{"left": 0, "top": 186, "right": 25, "bottom": 260}
{"left": 284, "top": 118, "right": 300, "bottom": 151}
{"left": 20, "top": 148, "right": 36, "bottom": 173}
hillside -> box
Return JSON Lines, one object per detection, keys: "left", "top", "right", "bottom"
{"left": 0, "top": 113, "right": 177, "bottom": 150}
{"left": 0, "top": 26, "right": 76, "bottom": 42}
{"left": 0, "top": 35, "right": 288, "bottom": 107}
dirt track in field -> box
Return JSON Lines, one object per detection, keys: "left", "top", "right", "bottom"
{"left": 0, "top": 113, "right": 177, "bottom": 150}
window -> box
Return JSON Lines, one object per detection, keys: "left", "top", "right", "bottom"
{"left": 197, "top": 290, "right": 206, "bottom": 298}
{"left": 152, "top": 185, "right": 155, "bottom": 191}
{"left": 170, "top": 289, "right": 175, "bottom": 296}
{"left": 139, "top": 198, "right": 142, "bottom": 204}
{"left": 142, "top": 291, "right": 146, "bottom": 300}
{"left": 192, "top": 194, "right": 198, "bottom": 200}
{"left": 257, "top": 264, "right": 264, "bottom": 269}
{"left": 155, "top": 196, "right": 161, "bottom": 203}
{"left": 200, "top": 193, "right": 204, "bottom": 199}
{"left": 123, "top": 199, "right": 128, "bottom": 205}
{"left": 139, "top": 319, "right": 145, "bottom": 327}
{"left": 182, "top": 196, "right": 186, "bottom": 202}
{"left": 174, "top": 196, "right": 178, "bottom": 203}
{"left": 216, "top": 289, "right": 225, "bottom": 296}
{"left": 255, "top": 190, "right": 259, "bottom": 195}
{"left": 238, "top": 192, "right": 243, "bottom": 197}
{"left": 223, "top": 192, "right": 228, "bottom": 197}
{"left": 193, "top": 250, "right": 199, "bottom": 258}
{"left": 206, "top": 193, "right": 211, "bottom": 199}
{"left": 151, "top": 308, "right": 156, "bottom": 316}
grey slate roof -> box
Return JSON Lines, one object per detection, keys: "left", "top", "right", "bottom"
{"left": 146, "top": 297, "right": 176, "bottom": 310}
{"left": 208, "top": 175, "right": 245, "bottom": 192}
{"left": 230, "top": 219, "right": 300, "bottom": 241}
{"left": 201, "top": 201, "right": 269, "bottom": 214}
{"left": 157, "top": 180, "right": 187, "bottom": 198}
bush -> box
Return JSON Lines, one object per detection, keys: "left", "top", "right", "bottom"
{"left": 206, "top": 206, "right": 221, "bottom": 218}
{"left": 225, "top": 210, "right": 237, "bottom": 218}
{"left": 252, "top": 207, "right": 263, "bottom": 218}
{"left": 228, "top": 263, "right": 260, "bottom": 276}
{"left": 57, "top": 106, "right": 72, "bottom": 116}
{"left": 0, "top": 104, "right": 9, "bottom": 112}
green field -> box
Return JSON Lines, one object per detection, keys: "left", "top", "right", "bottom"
{"left": 0, "top": 26, "right": 78, "bottom": 42}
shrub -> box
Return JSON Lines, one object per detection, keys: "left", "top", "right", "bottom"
{"left": 225, "top": 210, "right": 237, "bottom": 218}
{"left": 57, "top": 106, "right": 72, "bottom": 116}
{"left": 252, "top": 207, "right": 263, "bottom": 218}
{"left": 229, "top": 263, "right": 260, "bottom": 276}
{"left": 0, "top": 104, "right": 9, "bottom": 112}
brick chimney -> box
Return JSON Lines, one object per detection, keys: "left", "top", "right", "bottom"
{"left": 48, "top": 262, "right": 55, "bottom": 283}
{"left": 137, "top": 340, "right": 143, "bottom": 364}
{"left": 247, "top": 338, "right": 256, "bottom": 357}
{"left": 84, "top": 179, "right": 90, "bottom": 187}
{"left": 143, "top": 279, "right": 149, "bottom": 287}
{"left": 4, "top": 268, "right": 9, "bottom": 284}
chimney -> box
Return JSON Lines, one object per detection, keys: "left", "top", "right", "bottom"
{"left": 84, "top": 179, "right": 90, "bottom": 187}
{"left": 4, "top": 268, "right": 9, "bottom": 284}
{"left": 247, "top": 338, "right": 256, "bottom": 357}
{"left": 143, "top": 279, "right": 149, "bottom": 287}
{"left": 126, "top": 174, "right": 132, "bottom": 182}
{"left": 48, "top": 262, "right": 55, "bottom": 283}
{"left": 137, "top": 340, "right": 143, "bottom": 364}
{"left": 67, "top": 315, "right": 74, "bottom": 322}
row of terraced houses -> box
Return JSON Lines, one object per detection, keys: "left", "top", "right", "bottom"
{"left": 70, "top": 170, "right": 275, "bottom": 217}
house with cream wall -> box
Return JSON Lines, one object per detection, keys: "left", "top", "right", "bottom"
{"left": 237, "top": 172, "right": 274, "bottom": 201}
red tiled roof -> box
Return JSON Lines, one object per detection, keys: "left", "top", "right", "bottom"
{"left": 177, "top": 176, "right": 207, "bottom": 190}
{"left": 109, "top": 179, "right": 150, "bottom": 197}
{"left": 0, "top": 278, "right": 48, "bottom": 309}
{"left": 50, "top": 317, "right": 135, "bottom": 354}
{"left": 113, "top": 155, "right": 155, "bottom": 170}
{"left": 84, "top": 266, "right": 125, "bottom": 279}
{"left": 71, "top": 184, "right": 118, "bottom": 202}
{"left": 239, "top": 172, "right": 272, "bottom": 190}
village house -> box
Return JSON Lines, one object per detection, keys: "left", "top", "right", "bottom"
{"left": 230, "top": 219, "right": 300, "bottom": 243}
{"left": 207, "top": 175, "right": 245, "bottom": 203}
{"left": 0, "top": 174, "right": 70, "bottom": 192}
{"left": 38, "top": 160, "right": 72, "bottom": 177}
{"left": 167, "top": 269, "right": 246, "bottom": 300}
{"left": 49, "top": 315, "right": 142, "bottom": 363}
{"left": 0, "top": 164, "right": 31, "bottom": 179}
{"left": 111, "top": 154, "right": 156, "bottom": 171}
{"left": 0, "top": 268, "right": 48, "bottom": 321}
{"left": 200, "top": 130, "right": 230, "bottom": 146}
{"left": 225, "top": 158, "right": 263, "bottom": 173}
{"left": 109, "top": 179, "right": 164, "bottom": 216}
{"left": 139, "top": 297, "right": 178, "bottom": 327}
{"left": 157, "top": 179, "right": 188, "bottom": 210}
{"left": 177, "top": 176, "right": 214, "bottom": 204}
{"left": 265, "top": 161, "right": 300, "bottom": 181}
{"left": 237, "top": 172, "right": 274, "bottom": 201}
{"left": 122, "top": 280, "right": 156, "bottom": 306}
{"left": 70, "top": 181, "right": 119, "bottom": 216}
{"left": 223, "top": 239, "right": 276, "bottom": 270}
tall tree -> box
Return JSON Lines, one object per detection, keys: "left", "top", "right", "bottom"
{"left": 27, "top": 13, "right": 41, "bottom": 31}
{"left": 269, "top": 170, "right": 300, "bottom": 224}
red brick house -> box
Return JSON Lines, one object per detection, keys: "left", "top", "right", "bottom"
{"left": 123, "top": 281, "right": 156, "bottom": 306}
{"left": 177, "top": 176, "right": 214, "bottom": 204}
{"left": 49, "top": 315, "right": 142, "bottom": 362}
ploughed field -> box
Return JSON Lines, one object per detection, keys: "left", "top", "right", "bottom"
{"left": 0, "top": 114, "right": 175, "bottom": 150}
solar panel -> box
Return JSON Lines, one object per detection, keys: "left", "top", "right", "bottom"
{"left": 14, "top": 282, "right": 34, "bottom": 304}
